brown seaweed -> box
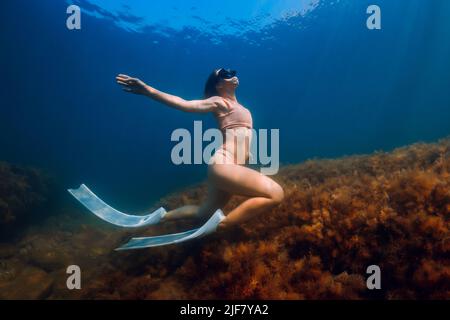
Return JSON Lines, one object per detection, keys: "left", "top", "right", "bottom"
{"left": 0, "top": 138, "right": 449, "bottom": 299}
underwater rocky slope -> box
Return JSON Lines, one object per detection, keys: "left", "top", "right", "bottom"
{"left": 0, "top": 138, "right": 449, "bottom": 299}
{"left": 0, "top": 163, "right": 53, "bottom": 240}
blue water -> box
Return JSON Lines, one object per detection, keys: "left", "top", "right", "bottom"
{"left": 1, "top": 0, "right": 450, "bottom": 211}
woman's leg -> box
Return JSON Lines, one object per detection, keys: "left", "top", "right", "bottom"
{"left": 209, "top": 163, "right": 284, "bottom": 230}
{"left": 160, "top": 205, "right": 199, "bottom": 221}
{"left": 161, "top": 182, "right": 231, "bottom": 222}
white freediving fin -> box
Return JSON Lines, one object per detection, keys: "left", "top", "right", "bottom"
{"left": 115, "top": 209, "right": 225, "bottom": 250}
{"left": 67, "top": 184, "right": 166, "bottom": 228}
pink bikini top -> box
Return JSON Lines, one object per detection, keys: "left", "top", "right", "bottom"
{"left": 214, "top": 101, "right": 253, "bottom": 131}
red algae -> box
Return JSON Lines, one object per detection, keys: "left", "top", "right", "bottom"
{"left": 0, "top": 138, "right": 449, "bottom": 299}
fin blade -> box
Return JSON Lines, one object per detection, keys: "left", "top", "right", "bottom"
{"left": 68, "top": 184, "right": 166, "bottom": 227}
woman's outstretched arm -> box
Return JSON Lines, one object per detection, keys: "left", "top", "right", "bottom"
{"left": 116, "top": 74, "right": 225, "bottom": 113}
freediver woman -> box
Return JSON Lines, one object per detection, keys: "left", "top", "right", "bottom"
{"left": 115, "top": 68, "right": 285, "bottom": 233}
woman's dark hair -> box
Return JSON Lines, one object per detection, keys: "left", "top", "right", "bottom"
{"left": 204, "top": 69, "right": 220, "bottom": 99}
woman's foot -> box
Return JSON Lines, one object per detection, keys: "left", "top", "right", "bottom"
{"left": 215, "top": 218, "right": 228, "bottom": 235}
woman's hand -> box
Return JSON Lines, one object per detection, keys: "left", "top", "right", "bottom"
{"left": 116, "top": 74, "right": 149, "bottom": 95}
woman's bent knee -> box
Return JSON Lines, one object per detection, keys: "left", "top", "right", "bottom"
{"left": 270, "top": 183, "right": 284, "bottom": 204}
